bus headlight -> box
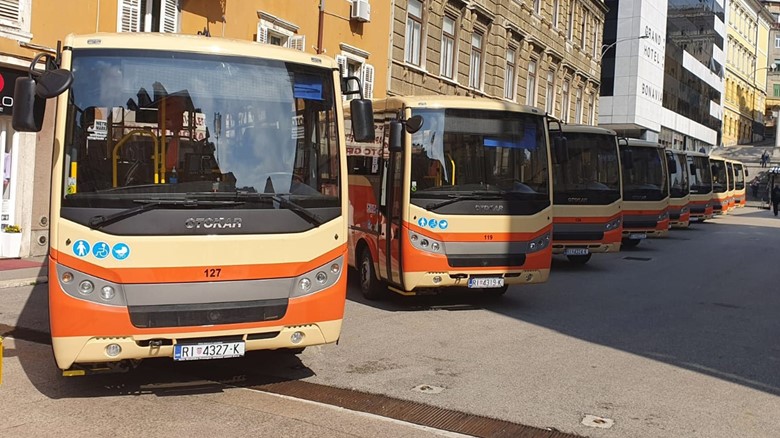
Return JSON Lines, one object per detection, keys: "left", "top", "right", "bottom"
{"left": 78, "top": 280, "right": 94, "bottom": 295}
{"left": 528, "top": 233, "right": 551, "bottom": 253}
{"left": 290, "top": 256, "right": 344, "bottom": 298}
{"left": 658, "top": 211, "right": 669, "bottom": 221}
{"left": 605, "top": 217, "right": 622, "bottom": 230}
{"left": 408, "top": 231, "right": 444, "bottom": 253}
{"left": 680, "top": 206, "right": 689, "bottom": 214}
{"left": 100, "top": 285, "right": 116, "bottom": 301}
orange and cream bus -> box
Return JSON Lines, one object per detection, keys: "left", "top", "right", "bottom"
{"left": 732, "top": 160, "right": 746, "bottom": 207}
{"left": 548, "top": 124, "right": 622, "bottom": 264}
{"left": 11, "top": 33, "right": 375, "bottom": 374}
{"left": 685, "top": 151, "right": 714, "bottom": 221}
{"left": 665, "top": 149, "right": 691, "bottom": 228}
{"left": 618, "top": 139, "right": 670, "bottom": 247}
{"left": 709, "top": 156, "right": 730, "bottom": 215}
{"left": 346, "top": 96, "right": 553, "bottom": 298}
{"left": 725, "top": 159, "right": 736, "bottom": 212}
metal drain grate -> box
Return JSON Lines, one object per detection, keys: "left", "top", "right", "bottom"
{"left": 249, "top": 379, "right": 585, "bottom": 438}
{"left": 623, "top": 256, "right": 652, "bottom": 261}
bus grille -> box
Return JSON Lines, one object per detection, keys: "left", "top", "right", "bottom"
{"left": 447, "top": 254, "right": 526, "bottom": 267}
{"left": 623, "top": 220, "right": 658, "bottom": 228}
{"left": 128, "top": 299, "right": 288, "bottom": 328}
{"left": 552, "top": 231, "right": 604, "bottom": 241}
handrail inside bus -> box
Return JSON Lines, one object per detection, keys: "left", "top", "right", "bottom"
{"left": 112, "top": 129, "right": 160, "bottom": 187}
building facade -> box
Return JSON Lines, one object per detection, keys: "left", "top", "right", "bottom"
{"left": 387, "top": 0, "right": 607, "bottom": 124}
{"left": 0, "top": 0, "right": 389, "bottom": 258}
{"left": 599, "top": 0, "right": 725, "bottom": 154}
{"left": 763, "top": 1, "right": 780, "bottom": 139}
{"left": 723, "top": 0, "right": 772, "bottom": 145}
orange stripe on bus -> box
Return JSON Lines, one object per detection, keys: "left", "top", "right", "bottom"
{"left": 48, "top": 263, "right": 347, "bottom": 338}
{"left": 553, "top": 213, "right": 621, "bottom": 225}
{"left": 406, "top": 222, "right": 553, "bottom": 242}
{"left": 50, "top": 245, "right": 347, "bottom": 284}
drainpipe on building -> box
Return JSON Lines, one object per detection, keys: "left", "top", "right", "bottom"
{"left": 317, "top": 0, "right": 325, "bottom": 54}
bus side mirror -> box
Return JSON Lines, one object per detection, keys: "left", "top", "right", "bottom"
{"left": 11, "top": 77, "right": 46, "bottom": 132}
{"left": 349, "top": 99, "right": 375, "bottom": 142}
{"left": 36, "top": 68, "right": 73, "bottom": 99}
{"left": 745, "top": 168, "right": 749, "bottom": 176}
{"left": 689, "top": 163, "right": 696, "bottom": 175}
{"left": 405, "top": 115, "right": 424, "bottom": 134}
{"left": 388, "top": 120, "right": 404, "bottom": 153}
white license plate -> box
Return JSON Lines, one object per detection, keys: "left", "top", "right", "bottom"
{"left": 468, "top": 277, "right": 504, "bottom": 288}
{"left": 173, "top": 341, "right": 245, "bottom": 361}
{"left": 564, "top": 248, "right": 589, "bottom": 256}
{"left": 628, "top": 233, "right": 647, "bottom": 240}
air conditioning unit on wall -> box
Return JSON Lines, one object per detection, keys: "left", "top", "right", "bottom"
{"left": 350, "top": 0, "right": 370, "bottom": 22}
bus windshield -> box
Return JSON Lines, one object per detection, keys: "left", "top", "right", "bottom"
{"left": 688, "top": 155, "right": 713, "bottom": 194}
{"left": 621, "top": 146, "right": 668, "bottom": 201}
{"left": 726, "top": 162, "right": 735, "bottom": 191}
{"left": 63, "top": 49, "right": 340, "bottom": 226}
{"left": 734, "top": 164, "right": 745, "bottom": 189}
{"left": 552, "top": 132, "right": 620, "bottom": 205}
{"left": 711, "top": 160, "right": 727, "bottom": 193}
{"left": 667, "top": 151, "right": 689, "bottom": 198}
{"left": 408, "top": 108, "right": 549, "bottom": 202}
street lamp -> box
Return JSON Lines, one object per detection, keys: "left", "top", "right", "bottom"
{"left": 598, "top": 35, "right": 649, "bottom": 62}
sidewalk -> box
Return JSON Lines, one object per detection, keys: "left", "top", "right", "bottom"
{"left": 0, "top": 255, "right": 48, "bottom": 289}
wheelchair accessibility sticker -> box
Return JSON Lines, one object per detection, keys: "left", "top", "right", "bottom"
{"left": 112, "top": 243, "right": 130, "bottom": 261}
{"left": 417, "top": 217, "right": 449, "bottom": 230}
{"left": 73, "top": 240, "right": 90, "bottom": 258}
{"left": 92, "top": 242, "right": 110, "bottom": 259}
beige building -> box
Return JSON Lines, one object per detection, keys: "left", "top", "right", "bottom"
{"left": 388, "top": 0, "right": 607, "bottom": 124}
{"left": 724, "top": 0, "right": 772, "bottom": 145}
{"left": 0, "top": 0, "right": 390, "bottom": 258}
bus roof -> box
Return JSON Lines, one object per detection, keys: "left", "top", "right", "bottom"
{"left": 64, "top": 33, "right": 338, "bottom": 69}
{"left": 550, "top": 123, "right": 617, "bottom": 136}
{"left": 709, "top": 155, "right": 726, "bottom": 162}
{"left": 624, "top": 138, "right": 662, "bottom": 149}
{"left": 684, "top": 150, "right": 708, "bottom": 158}
{"left": 373, "top": 95, "right": 544, "bottom": 116}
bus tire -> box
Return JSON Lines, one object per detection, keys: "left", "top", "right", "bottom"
{"left": 566, "top": 254, "right": 592, "bottom": 264}
{"left": 621, "top": 238, "right": 641, "bottom": 248}
{"left": 359, "top": 248, "right": 384, "bottom": 300}
{"left": 286, "top": 347, "right": 305, "bottom": 354}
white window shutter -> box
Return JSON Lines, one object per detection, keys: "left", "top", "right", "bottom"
{"left": 336, "top": 55, "right": 348, "bottom": 78}
{"left": 117, "top": 0, "right": 140, "bottom": 32}
{"left": 290, "top": 35, "right": 306, "bottom": 52}
{"left": 0, "top": 0, "right": 20, "bottom": 26}
{"left": 257, "top": 24, "right": 268, "bottom": 43}
{"left": 160, "top": 0, "right": 178, "bottom": 33}
{"left": 361, "top": 63, "right": 375, "bottom": 99}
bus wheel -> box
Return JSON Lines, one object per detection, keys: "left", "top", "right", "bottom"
{"left": 286, "top": 347, "right": 305, "bottom": 354}
{"left": 566, "top": 254, "right": 592, "bottom": 264}
{"left": 359, "top": 249, "right": 384, "bottom": 300}
{"left": 621, "top": 238, "right": 641, "bottom": 248}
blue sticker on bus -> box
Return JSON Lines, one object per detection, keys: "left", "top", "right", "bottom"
{"left": 112, "top": 243, "right": 130, "bottom": 260}
{"left": 73, "top": 240, "right": 90, "bottom": 258}
{"left": 438, "top": 220, "right": 449, "bottom": 230}
{"left": 92, "top": 242, "right": 110, "bottom": 259}
{"left": 428, "top": 218, "right": 438, "bottom": 229}
{"left": 418, "top": 217, "right": 428, "bottom": 227}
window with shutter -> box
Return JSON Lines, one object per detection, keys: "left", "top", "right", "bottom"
{"left": 0, "top": 0, "right": 20, "bottom": 26}
{"left": 160, "top": 0, "right": 178, "bottom": 33}
{"left": 361, "top": 63, "right": 374, "bottom": 99}
{"left": 117, "top": 0, "right": 140, "bottom": 32}
{"left": 289, "top": 36, "right": 306, "bottom": 51}
{"left": 257, "top": 24, "right": 268, "bottom": 43}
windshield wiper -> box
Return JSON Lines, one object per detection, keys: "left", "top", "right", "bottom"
{"left": 232, "top": 193, "right": 325, "bottom": 226}
{"left": 425, "top": 192, "right": 503, "bottom": 211}
{"left": 87, "top": 199, "right": 244, "bottom": 229}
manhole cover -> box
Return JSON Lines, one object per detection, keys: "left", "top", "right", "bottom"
{"left": 581, "top": 414, "right": 614, "bottom": 429}
{"left": 412, "top": 384, "right": 444, "bottom": 394}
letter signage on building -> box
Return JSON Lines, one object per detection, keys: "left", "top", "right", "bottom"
{"left": 0, "top": 67, "right": 26, "bottom": 116}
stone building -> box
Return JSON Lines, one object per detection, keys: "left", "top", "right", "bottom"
{"left": 387, "top": 0, "right": 607, "bottom": 124}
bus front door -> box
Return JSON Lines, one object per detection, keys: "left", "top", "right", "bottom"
{"left": 380, "top": 148, "right": 405, "bottom": 288}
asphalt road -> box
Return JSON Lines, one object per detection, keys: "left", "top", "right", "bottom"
{"left": 3, "top": 206, "right": 779, "bottom": 437}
